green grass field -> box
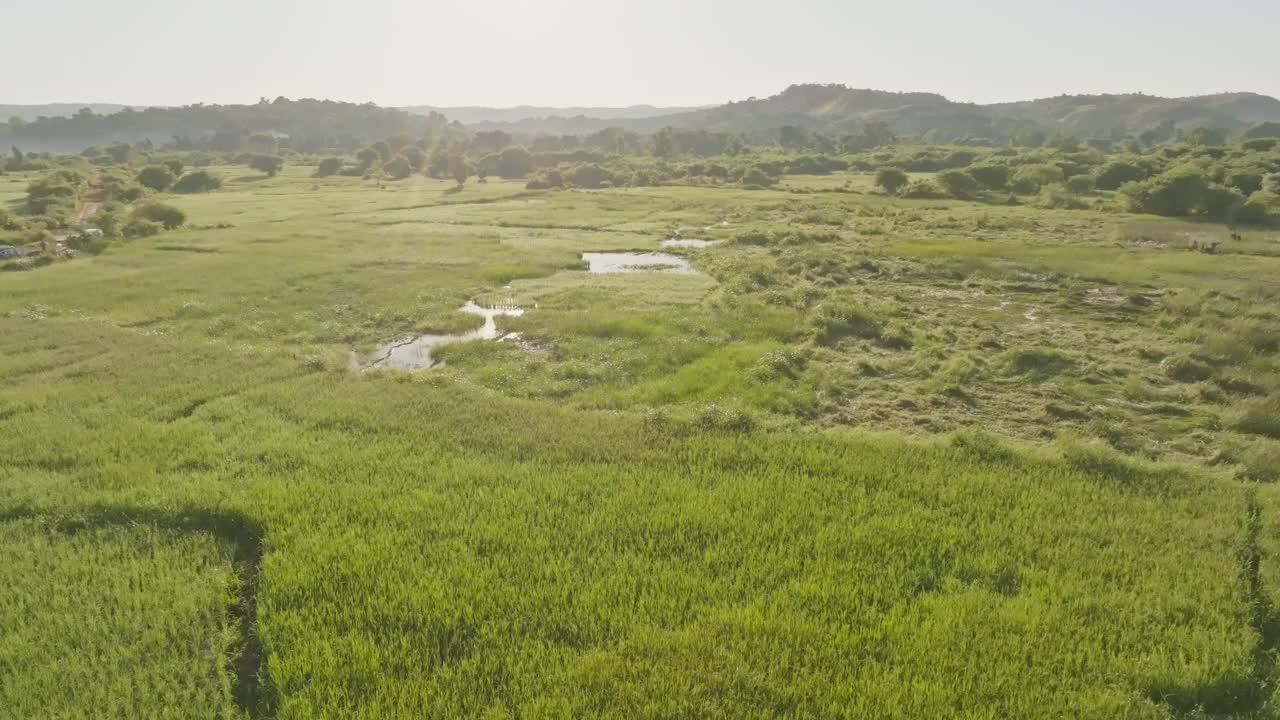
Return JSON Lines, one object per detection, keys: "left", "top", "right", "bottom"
{"left": 3, "top": 166, "right": 1280, "bottom": 718}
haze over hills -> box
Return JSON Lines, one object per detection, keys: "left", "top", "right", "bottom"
{"left": 454, "top": 85, "right": 1280, "bottom": 139}
{"left": 1, "top": 104, "right": 133, "bottom": 123}
{"left": 3, "top": 85, "right": 1280, "bottom": 153}
{"left": 401, "top": 104, "right": 706, "bottom": 125}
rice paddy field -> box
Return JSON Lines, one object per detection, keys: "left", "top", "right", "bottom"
{"left": 3, "top": 167, "right": 1280, "bottom": 718}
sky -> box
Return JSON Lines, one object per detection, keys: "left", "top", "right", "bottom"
{"left": 8, "top": 0, "right": 1279, "bottom": 108}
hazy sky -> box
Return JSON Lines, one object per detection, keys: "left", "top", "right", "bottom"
{"left": 9, "top": 0, "right": 1279, "bottom": 107}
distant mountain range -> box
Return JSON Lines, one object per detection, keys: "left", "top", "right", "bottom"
{"left": 4, "top": 85, "right": 1279, "bottom": 152}
{"left": 427, "top": 85, "right": 1280, "bottom": 140}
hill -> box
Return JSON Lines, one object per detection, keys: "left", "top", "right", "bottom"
{"left": 0, "top": 98, "right": 448, "bottom": 153}
{"left": 460, "top": 85, "right": 1280, "bottom": 141}
{"left": 1, "top": 104, "right": 133, "bottom": 123}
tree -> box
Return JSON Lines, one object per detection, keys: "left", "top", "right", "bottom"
{"left": 496, "top": 146, "right": 534, "bottom": 178}
{"left": 6, "top": 146, "right": 24, "bottom": 172}
{"left": 1121, "top": 171, "right": 1210, "bottom": 216}
{"left": 1202, "top": 184, "right": 1246, "bottom": 220}
{"left": 162, "top": 159, "right": 184, "bottom": 176}
{"left": 874, "top": 167, "right": 909, "bottom": 195}
{"left": 448, "top": 153, "right": 468, "bottom": 188}
{"left": 136, "top": 165, "right": 176, "bottom": 192}
{"left": 473, "top": 130, "right": 512, "bottom": 155}
{"left": 249, "top": 155, "right": 284, "bottom": 177}
{"left": 1188, "top": 126, "right": 1227, "bottom": 147}
{"left": 356, "top": 148, "right": 380, "bottom": 171}
{"left": 383, "top": 155, "right": 413, "bottom": 180}
{"left": 1095, "top": 160, "right": 1148, "bottom": 191}
{"left": 172, "top": 170, "right": 222, "bottom": 194}
{"left": 779, "top": 126, "right": 809, "bottom": 151}
{"left": 937, "top": 169, "right": 980, "bottom": 199}
{"left": 371, "top": 141, "right": 392, "bottom": 164}
{"left": 1244, "top": 121, "right": 1280, "bottom": 139}
{"left": 402, "top": 146, "right": 427, "bottom": 173}
{"left": 315, "top": 158, "right": 343, "bottom": 177}
{"left": 570, "top": 164, "right": 613, "bottom": 189}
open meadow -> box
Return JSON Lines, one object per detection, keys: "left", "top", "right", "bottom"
{"left": 3, "top": 164, "right": 1280, "bottom": 718}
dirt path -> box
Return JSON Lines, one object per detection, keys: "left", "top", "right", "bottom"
{"left": 75, "top": 176, "right": 104, "bottom": 225}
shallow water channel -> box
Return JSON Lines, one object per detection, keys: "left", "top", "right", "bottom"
{"left": 582, "top": 252, "right": 695, "bottom": 274}
{"left": 356, "top": 302, "right": 523, "bottom": 371}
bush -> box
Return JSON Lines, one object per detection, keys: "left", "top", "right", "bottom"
{"left": 526, "top": 168, "right": 565, "bottom": 190}
{"left": 122, "top": 218, "right": 163, "bottom": 238}
{"left": 249, "top": 154, "right": 284, "bottom": 176}
{"left": 1202, "top": 184, "right": 1246, "bottom": 221}
{"left": 899, "top": 179, "right": 944, "bottom": 199}
{"left": 1065, "top": 175, "right": 1095, "bottom": 195}
{"left": 1094, "top": 161, "right": 1149, "bottom": 191}
{"left": 496, "top": 146, "right": 534, "bottom": 178}
{"left": 1236, "top": 193, "right": 1275, "bottom": 225}
{"left": 967, "top": 163, "right": 1009, "bottom": 190}
{"left": 1121, "top": 171, "right": 1210, "bottom": 217}
{"left": 172, "top": 170, "right": 221, "bottom": 194}
{"left": 136, "top": 165, "right": 175, "bottom": 192}
{"left": 383, "top": 156, "right": 413, "bottom": 180}
{"left": 874, "top": 167, "right": 909, "bottom": 194}
{"left": 569, "top": 164, "right": 611, "bottom": 189}
{"left": 1011, "top": 164, "right": 1065, "bottom": 194}
{"left": 162, "top": 159, "right": 184, "bottom": 176}
{"left": 315, "top": 158, "right": 343, "bottom": 177}
{"left": 936, "top": 169, "right": 980, "bottom": 199}
{"left": 134, "top": 202, "right": 186, "bottom": 229}
{"left": 740, "top": 167, "right": 776, "bottom": 188}
{"left": 1036, "top": 183, "right": 1085, "bottom": 210}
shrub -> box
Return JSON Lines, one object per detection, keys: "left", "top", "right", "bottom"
{"left": 740, "top": 167, "right": 776, "bottom": 188}
{"left": 937, "top": 169, "right": 980, "bottom": 199}
{"left": 1036, "top": 183, "right": 1085, "bottom": 210}
{"left": 874, "top": 167, "right": 909, "bottom": 195}
{"left": 383, "top": 156, "right": 413, "bottom": 180}
{"left": 1236, "top": 193, "right": 1275, "bottom": 225}
{"left": 1201, "top": 184, "right": 1246, "bottom": 221}
{"left": 1065, "top": 175, "right": 1095, "bottom": 195}
{"left": 136, "top": 165, "right": 175, "bottom": 192}
{"left": 249, "top": 154, "right": 284, "bottom": 177}
{"left": 967, "top": 163, "right": 1009, "bottom": 190}
{"left": 1121, "top": 171, "right": 1210, "bottom": 217}
{"left": 526, "top": 168, "right": 564, "bottom": 190}
{"left": 122, "top": 218, "right": 163, "bottom": 238}
{"left": 172, "top": 170, "right": 221, "bottom": 194}
{"left": 496, "top": 146, "right": 535, "bottom": 178}
{"left": 1095, "top": 162, "right": 1148, "bottom": 191}
{"left": 1011, "top": 164, "right": 1065, "bottom": 194}
{"left": 315, "top": 158, "right": 343, "bottom": 177}
{"left": 1227, "top": 172, "right": 1264, "bottom": 196}
{"left": 570, "top": 164, "right": 612, "bottom": 189}
{"left": 134, "top": 202, "right": 186, "bottom": 229}
{"left": 899, "top": 179, "right": 944, "bottom": 199}
{"left": 162, "top": 159, "right": 184, "bottom": 176}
